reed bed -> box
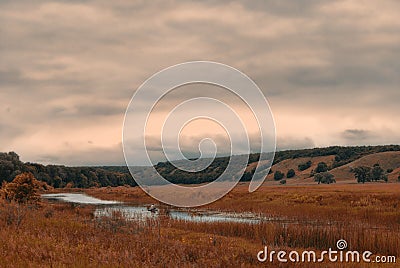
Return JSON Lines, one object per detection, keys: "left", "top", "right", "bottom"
{"left": 0, "top": 183, "right": 399, "bottom": 267}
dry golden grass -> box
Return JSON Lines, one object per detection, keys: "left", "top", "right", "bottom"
{"left": 0, "top": 183, "right": 399, "bottom": 267}
{"left": 0, "top": 201, "right": 263, "bottom": 267}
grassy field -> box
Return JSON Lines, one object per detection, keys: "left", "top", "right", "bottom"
{"left": 0, "top": 183, "right": 399, "bottom": 267}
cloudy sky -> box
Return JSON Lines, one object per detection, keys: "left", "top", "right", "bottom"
{"left": 0, "top": 0, "right": 399, "bottom": 165}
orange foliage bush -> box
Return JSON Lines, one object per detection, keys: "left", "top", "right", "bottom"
{"left": 1, "top": 172, "right": 43, "bottom": 203}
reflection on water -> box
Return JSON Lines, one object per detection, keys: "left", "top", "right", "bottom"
{"left": 42, "top": 192, "right": 265, "bottom": 224}
{"left": 42, "top": 193, "right": 388, "bottom": 230}
{"left": 94, "top": 206, "right": 262, "bottom": 224}
{"left": 95, "top": 206, "right": 158, "bottom": 221}
{"left": 42, "top": 193, "right": 120, "bottom": 205}
{"left": 169, "top": 210, "right": 261, "bottom": 224}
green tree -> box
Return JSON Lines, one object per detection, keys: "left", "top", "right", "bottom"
{"left": 286, "top": 169, "right": 295, "bottom": 178}
{"left": 314, "top": 172, "right": 335, "bottom": 184}
{"left": 315, "top": 162, "right": 328, "bottom": 173}
{"left": 354, "top": 166, "right": 371, "bottom": 184}
{"left": 274, "top": 171, "right": 284, "bottom": 181}
{"left": 371, "top": 164, "right": 384, "bottom": 181}
{"left": 53, "top": 176, "right": 62, "bottom": 188}
{"left": 298, "top": 161, "right": 312, "bottom": 171}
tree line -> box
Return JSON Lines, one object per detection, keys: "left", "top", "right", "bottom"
{"left": 353, "top": 163, "right": 389, "bottom": 183}
{"left": 1, "top": 144, "right": 399, "bottom": 188}
{"left": 0, "top": 152, "right": 136, "bottom": 188}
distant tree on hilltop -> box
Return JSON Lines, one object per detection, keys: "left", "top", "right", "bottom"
{"left": 274, "top": 171, "right": 284, "bottom": 181}
{"left": 298, "top": 161, "right": 312, "bottom": 171}
{"left": 315, "top": 162, "right": 328, "bottom": 173}
{"left": 286, "top": 169, "right": 295, "bottom": 178}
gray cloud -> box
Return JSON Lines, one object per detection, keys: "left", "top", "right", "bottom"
{"left": 341, "top": 129, "right": 374, "bottom": 142}
{"left": 0, "top": 0, "right": 399, "bottom": 165}
{"left": 50, "top": 102, "right": 126, "bottom": 117}
{"left": 277, "top": 137, "right": 315, "bottom": 151}
{"left": 339, "top": 128, "right": 400, "bottom": 147}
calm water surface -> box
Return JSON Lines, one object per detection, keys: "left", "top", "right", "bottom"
{"left": 42, "top": 192, "right": 265, "bottom": 224}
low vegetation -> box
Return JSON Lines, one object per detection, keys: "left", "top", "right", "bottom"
{"left": 315, "top": 162, "right": 329, "bottom": 173}
{"left": 0, "top": 184, "right": 398, "bottom": 267}
{"left": 286, "top": 169, "right": 295, "bottom": 178}
{"left": 298, "top": 160, "right": 312, "bottom": 171}
{"left": 273, "top": 170, "right": 284, "bottom": 181}
{"left": 1, "top": 172, "right": 44, "bottom": 204}
{"left": 314, "top": 172, "right": 335, "bottom": 184}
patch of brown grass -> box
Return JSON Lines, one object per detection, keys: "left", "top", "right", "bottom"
{"left": 4, "top": 183, "right": 398, "bottom": 267}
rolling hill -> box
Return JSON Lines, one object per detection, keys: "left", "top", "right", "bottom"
{"left": 259, "top": 151, "right": 400, "bottom": 185}
{"left": 1, "top": 145, "right": 400, "bottom": 187}
{"left": 329, "top": 151, "right": 400, "bottom": 182}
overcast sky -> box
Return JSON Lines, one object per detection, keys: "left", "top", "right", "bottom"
{"left": 0, "top": 0, "right": 399, "bottom": 165}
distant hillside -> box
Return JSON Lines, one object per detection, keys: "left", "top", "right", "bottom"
{"left": 265, "top": 155, "right": 336, "bottom": 180}
{"left": 1, "top": 145, "right": 400, "bottom": 188}
{"left": 242, "top": 145, "right": 400, "bottom": 183}
{"left": 271, "top": 145, "right": 400, "bottom": 167}
{"left": 261, "top": 151, "right": 400, "bottom": 185}
{"left": 329, "top": 151, "right": 400, "bottom": 182}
